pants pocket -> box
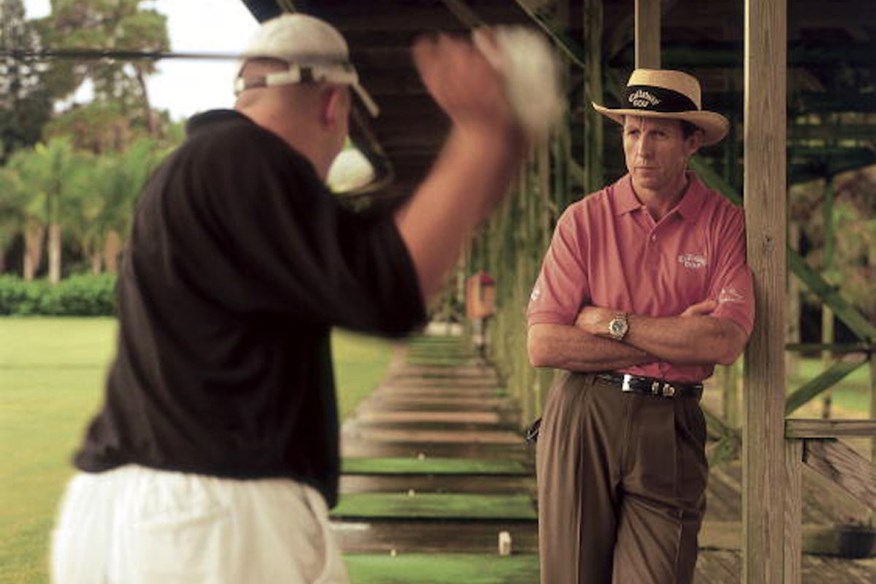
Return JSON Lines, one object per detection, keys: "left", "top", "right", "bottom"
{"left": 132, "top": 502, "right": 230, "bottom": 583}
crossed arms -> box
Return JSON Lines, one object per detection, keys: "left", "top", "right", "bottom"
{"left": 527, "top": 299, "right": 749, "bottom": 372}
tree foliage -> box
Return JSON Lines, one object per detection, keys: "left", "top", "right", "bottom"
{"left": 38, "top": 0, "right": 169, "bottom": 104}
{"left": 0, "top": 135, "right": 166, "bottom": 278}
{"left": 0, "top": 0, "right": 53, "bottom": 162}
{"left": 790, "top": 166, "right": 876, "bottom": 319}
{"left": 0, "top": 0, "right": 175, "bottom": 278}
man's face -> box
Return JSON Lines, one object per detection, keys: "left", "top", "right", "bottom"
{"left": 623, "top": 116, "right": 700, "bottom": 194}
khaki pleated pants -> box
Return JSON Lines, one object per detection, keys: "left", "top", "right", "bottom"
{"left": 536, "top": 372, "right": 709, "bottom": 584}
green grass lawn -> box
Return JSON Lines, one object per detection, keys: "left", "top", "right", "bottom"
{"left": 0, "top": 317, "right": 394, "bottom": 584}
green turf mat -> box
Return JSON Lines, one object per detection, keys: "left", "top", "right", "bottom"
{"left": 341, "top": 457, "right": 530, "bottom": 476}
{"left": 344, "top": 553, "right": 539, "bottom": 584}
{"left": 331, "top": 493, "right": 536, "bottom": 520}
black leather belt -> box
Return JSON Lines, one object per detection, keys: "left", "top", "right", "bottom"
{"left": 595, "top": 372, "right": 703, "bottom": 399}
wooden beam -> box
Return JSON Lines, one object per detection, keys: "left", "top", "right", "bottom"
{"left": 440, "top": 0, "right": 483, "bottom": 28}
{"left": 742, "top": 0, "right": 787, "bottom": 581}
{"left": 803, "top": 439, "right": 876, "bottom": 510}
{"left": 789, "top": 148, "right": 876, "bottom": 184}
{"left": 786, "top": 419, "right": 876, "bottom": 439}
{"left": 785, "top": 354, "right": 869, "bottom": 416}
{"left": 787, "top": 252, "right": 876, "bottom": 342}
{"left": 634, "top": 0, "right": 661, "bottom": 68}
{"left": 790, "top": 124, "right": 876, "bottom": 141}
{"left": 609, "top": 40, "right": 876, "bottom": 68}
{"left": 607, "top": 0, "right": 679, "bottom": 61}
{"left": 511, "top": 0, "right": 586, "bottom": 69}
{"left": 699, "top": 521, "right": 876, "bottom": 557}
{"left": 784, "top": 440, "right": 804, "bottom": 581}
{"left": 871, "top": 350, "right": 876, "bottom": 464}
{"left": 318, "top": 5, "right": 520, "bottom": 32}
{"left": 582, "top": 0, "right": 604, "bottom": 193}
{"left": 658, "top": 0, "right": 873, "bottom": 31}
{"left": 785, "top": 343, "right": 874, "bottom": 354}
{"left": 790, "top": 92, "right": 876, "bottom": 114}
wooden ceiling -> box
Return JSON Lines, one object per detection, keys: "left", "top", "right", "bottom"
{"left": 240, "top": 0, "right": 876, "bottom": 198}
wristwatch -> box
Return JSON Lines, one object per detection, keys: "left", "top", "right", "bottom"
{"left": 607, "top": 313, "right": 629, "bottom": 341}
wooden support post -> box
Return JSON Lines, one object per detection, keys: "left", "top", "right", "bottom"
{"left": 871, "top": 348, "right": 875, "bottom": 536}
{"left": 784, "top": 439, "right": 803, "bottom": 583}
{"left": 871, "top": 349, "right": 876, "bottom": 463}
{"left": 634, "top": 0, "right": 661, "bottom": 68}
{"left": 743, "top": 0, "right": 787, "bottom": 581}
{"left": 583, "top": 0, "right": 604, "bottom": 193}
{"left": 787, "top": 220, "right": 801, "bottom": 378}
{"left": 821, "top": 178, "right": 835, "bottom": 418}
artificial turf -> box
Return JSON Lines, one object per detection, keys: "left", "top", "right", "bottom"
{"left": 341, "top": 457, "right": 530, "bottom": 476}
{"left": 344, "top": 553, "right": 539, "bottom": 584}
{"left": 331, "top": 493, "right": 537, "bottom": 521}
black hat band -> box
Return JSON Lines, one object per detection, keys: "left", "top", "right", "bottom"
{"left": 623, "top": 85, "right": 698, "bottom": 113}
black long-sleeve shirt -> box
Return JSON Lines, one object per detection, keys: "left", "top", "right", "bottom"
{"left": 74, "top": 110, "right": 425, "bottom": 507}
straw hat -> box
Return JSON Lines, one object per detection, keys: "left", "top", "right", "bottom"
{"left": 592, "top": 69, "right": 729, "bottom": 145}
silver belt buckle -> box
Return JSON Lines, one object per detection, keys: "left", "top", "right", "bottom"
{"left": 621, "top": 374, "right": 633, "bottom": 392}
{"left": 664, "top": 384, "right": 677, "bottom": 397}
{"left": 651, "top": 381, "right": 661, "bottom": 395}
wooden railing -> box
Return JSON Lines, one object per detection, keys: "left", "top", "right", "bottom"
{"left": 783, "top": 419, "right": 876, "bottom": 581}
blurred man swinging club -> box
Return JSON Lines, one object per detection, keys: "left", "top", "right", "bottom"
{"left": 50, "top": 13, "right": 561, "bottom": 584}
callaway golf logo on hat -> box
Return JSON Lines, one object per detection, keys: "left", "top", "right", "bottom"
{"left": 592, "top": 69, "right": 730, "bottom": 145}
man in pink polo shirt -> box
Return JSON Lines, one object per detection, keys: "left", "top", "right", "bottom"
{"left": 527, "top": 69, "right": 754, "bottom": 584}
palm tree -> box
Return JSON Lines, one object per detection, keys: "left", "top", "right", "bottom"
{"left": 65, "top": 136, "right": 161, "bottom": 274}
{"left": 0, "top": 165, "right": 28, "bottom": 273}
{"left": 7, "top": 138, "right": 87, "bottom": 283}
{"left": 5, "top": 147, "right": 48, "bottom": 280}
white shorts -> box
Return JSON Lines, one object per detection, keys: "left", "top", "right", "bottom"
{"left": 51, "top": 465, "right": 349, "bottom": 584}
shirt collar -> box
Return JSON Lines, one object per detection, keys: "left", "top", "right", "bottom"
{"left": 674, "top": 172, "right": 708, "bottom": 221}
{"left": 614, "top": 171, "right": 707, "bottom": 221}
{"left": 185, "top": 109, "right": 248, "bottom": 136}
{"left": 614, "top": 175, "right": 643, "bottom": 215}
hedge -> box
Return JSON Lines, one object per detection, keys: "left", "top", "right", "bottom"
{"left": 0, "top": 274, "right": 117, "bottom": 316}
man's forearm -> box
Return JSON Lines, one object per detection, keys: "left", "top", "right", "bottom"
{"left": 623, "top": 314, "right": 745, "bottom": 365}
{"left": 395, "top": 127, "right": 524, "bottom": 300}
{"left": 396, "top": 34, "right": 527, "bottom": 302}
{"left": 527, "top": 323, "right": 654, "bottom": 372}
{"left": 576, "top": 304, "right": 749, "bottom": 367}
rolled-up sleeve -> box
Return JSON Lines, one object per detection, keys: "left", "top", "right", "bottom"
{"left": 707, "top": 207, "right": 755, "bottom": 336}
{"left": 527, "top": 208, "right": 590, "bottom": 327}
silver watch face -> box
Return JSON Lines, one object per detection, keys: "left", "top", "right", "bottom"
{"left": 609, "top": 317, "right": 628, "bottom": 338}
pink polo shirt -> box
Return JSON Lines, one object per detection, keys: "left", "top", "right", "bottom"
{"left": 527, "top": 172, "right": 754, "bottom": 383}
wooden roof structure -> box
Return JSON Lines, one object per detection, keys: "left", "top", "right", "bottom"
{"left": 239, "top": 0, "right": 876, "bottom": 200}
